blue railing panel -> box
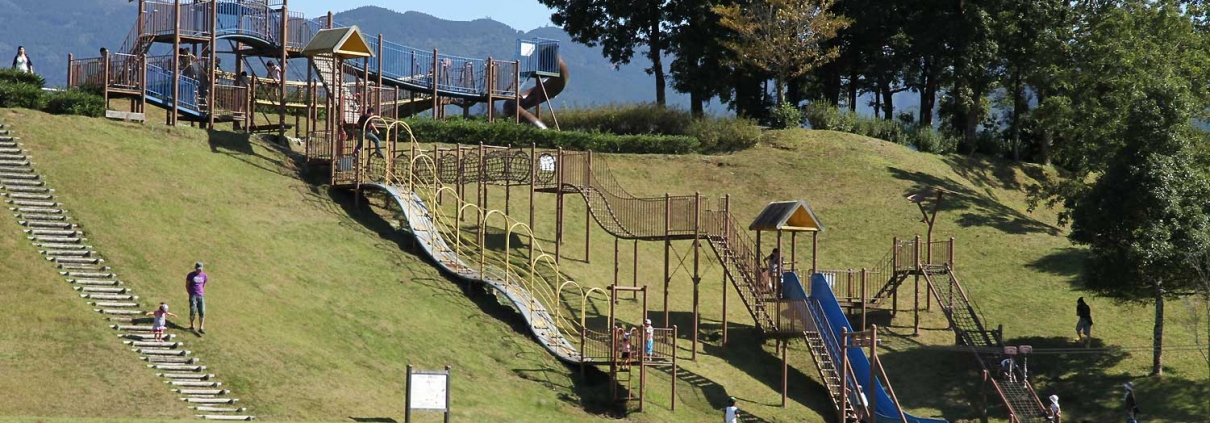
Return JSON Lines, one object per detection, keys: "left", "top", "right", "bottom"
{"left": 518, "top": 38, "right": 560, "bottom": 77}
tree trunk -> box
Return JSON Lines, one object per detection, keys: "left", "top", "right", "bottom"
{"left": 1036, "top": 90, "right": 1051, "bottom": 165}
{"left": 775, "top": 78, "right": 786, "bottom": 106}
{"left": 1153, "top": 281, "right": 1165, "bottom": 376}
{"left": 848, "top": 65, "right": 859, "bottom": 112}
{"left": 823, "top": 63, "right": 841, "bottom": 106}
{"left": 873, "top": 89, "right": 881, "bottom": 119}
{"left": 920, "top": 58, "right": 936, "bottom": 127}
{"left": 1011, "top": 69, "right": 1024, "bottom": 161}
{"left": 689, "top": 90, "right": 704, "bottom": 118}
{"left": 964, "top": 84, "right": 982, "bottom": 155}
{"left": 881, "top": 78, "right": 894, "bottom": 120}
{"left": 649, "top": 20, "right": 666, "bottom": 107}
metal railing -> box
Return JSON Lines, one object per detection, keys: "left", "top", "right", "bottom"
{"left": 108, "top": 53, "right": 143, "bottom": 91}
{"left": 68, "top": 57, "right": 106, "bottom": 92}
{"left": 210, "top": 84, "right": 247, "bottom": 116}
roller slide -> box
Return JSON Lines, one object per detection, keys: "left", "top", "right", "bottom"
{"left": 786, "top": 272, "right": 948, "bottom": 423}
{"left": 503, "top": 57, "right": 569, "bottom": 129}
{"left": 360, "top": 183, "right": 587, "bottom": 365}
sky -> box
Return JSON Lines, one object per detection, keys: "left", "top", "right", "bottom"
{"left": 288, "top": 1, "right": 558, "bottom": 31}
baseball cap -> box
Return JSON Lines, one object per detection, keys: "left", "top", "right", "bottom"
{"left": 644, "top": 319, "right": 651, "bottom": 325}
{"left": 195, "top": 262, "right": 204, "bottom": 269}
{"left": 160, "top": 303, "right": 169, "bottom": 311}
{"left": 1124, "top": 382, "right": 1133, "bottom": 391}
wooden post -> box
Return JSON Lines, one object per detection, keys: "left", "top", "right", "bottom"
{"left": 791, "top": 231, "right": 798, "bottom": 274}
{"left": 137, "top": 0, "right": 146, "bottom": 43}
{"left": 671, "top": 324, "right": 678, "bottom": 411}
{"left": 756, "top": 230, "right": 763, "bottom": 296}
{"left": 781, "top": 339, "right": 788, "bottom": 407}
{"left": 555, "top": 148, "right": 564, "bottom": 264}
{"left": 692, "top": 192, "right": 701, "bottom": 360}
{"left": 869, "top": 325, "right": 878, "bottom": 421}
{"left": 722, "top": 194, "right": 730, "bottom": 345}
{"left": 608, "top": 287, "right": 617, "bottom": 400}
{"left": 431, "top": 49, "right": 439, "bottom": 119}
{"left": 486, "top": 58, "right": 494, "bottom": 122}
{"left": 102, "top": 50, "right": 111, "bottom": 109}
{"left": 66, "top": 54, "right": 73, "bottom": 91}
{"left": 812, "top": 230, "right": 819, "bottom": 274}
{"left": 585, "top": 150, "right": 592, "bottom": 263}
{"left": 139, "top": 54, "right": 148, "bottom": 114}
{"left": 914, "top": 235, "right": 922, "bottom": 336}
{"left": 505, "top": 145, "right": 512, "bottom": 215}
{"left": 632, "top": 239, "right": 638, "bottom": 298}
{"left": 207, "top": 0, "right": 217, "bottom": 129}
{"left": 663, "top": 193, "right": 671, "bottom": 327}
{"left": 171, "top": 0, "right": 181, "bottom": 126}
{"left": 376, "top": 34, "right": 384, "bottom": 114}
{"left": 514, "top": 60, "right": 521, "bottom": 124}
{"left": 860, "top": 268, "right": 868, "bottom": 330}
{"left": 279, "top": 0, "right": 289, "bottom": 138}
{"left": 613, "top": 237, "right": 619, "bottom": 300}
{"left": 840, "top": 328, "right": 850, "bottom": 422}
{"left": 528, "top": 143, "right": 536, "bottom": 231}
{"left": 949, "top": 236, "right": 956, "bottom": 270}
{"left": 776, "top": 230, "right": 783, "bottom": 299}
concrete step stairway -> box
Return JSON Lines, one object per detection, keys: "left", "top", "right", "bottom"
{"left": 0, "top": 123, "right": 253, "bottom": 421}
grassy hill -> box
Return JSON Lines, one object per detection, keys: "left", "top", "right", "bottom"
{"left": 0, "top": 108, "right": 1206, "bottom": 423}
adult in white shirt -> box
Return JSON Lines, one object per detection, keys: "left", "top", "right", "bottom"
{"left": 11, "top": 46, "right": 33, "bottom": 74}
{"left": 724, "top": 397, "right": 740, "bottom": 423}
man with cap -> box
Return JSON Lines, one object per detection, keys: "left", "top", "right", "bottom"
{"left": 643, "top": 319, "right": 655, "bottom": 358}
{"left": 724, "top": 396, "right": 740, "bottom": 423}
{"left": 186, "top": 262, "right": 209, "bottom": 334}
{"left": 1123, "top": 382, "right": 1139, "bottom": 422}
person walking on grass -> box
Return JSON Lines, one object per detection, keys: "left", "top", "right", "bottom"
{"left": 186, "top": 262, "right": 208, "bottom": 334}
{"left": 145, "top": 303, "right": 178, "bottom": 342}
{"left": 1076, "top": 297, "right": 1094, "bottom": 347}
{"left": 1123, "top": 382, "right": 1140, "bottom": 423}
{"left": 11, "top": 46, "right": 33, "bottom": 74}
{"left": 724, "top": 397, "right": 740, "bottom": 423}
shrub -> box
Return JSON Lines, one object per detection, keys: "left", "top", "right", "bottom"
{"left": 543, "top": 103, "right": 694, "bottom": 136}
{"left": 0, "top": 82, "right": 47, "bottom": 110}
{"left": 402, "top": 118, "right": 699, "bottom": 154}
{"left": 44, "top": 89, "right": 105, "bottom": 118}
{"left": 0, "top": 69, "right": 46, "bottom": 88}
{"left": 803, "top": 101, "right": 958, "bottom": 154}
{"left": 688, "top": 117, "right": 764, "bottom": 153}
{"left": 768, "top": 102, "right": 803, "bottom": 129}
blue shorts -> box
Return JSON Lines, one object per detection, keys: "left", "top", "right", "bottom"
{"left": 645, "top": 339, "right": 654, "bottom": 355}
{"left": 189, "top": 294, "right": 206, "bottom": 319}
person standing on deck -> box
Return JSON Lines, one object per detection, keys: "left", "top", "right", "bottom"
{"left": 186, "top": 262, "right": 209, "bottom": 334}
{"left": 766, "top": 248, "right": 782, "bottom": 296}
{"left": 643, "top": 319, "right": 654, "bottom": 358}
{"left": 1047, "top": 394, "right": 1062, "bottom": 422}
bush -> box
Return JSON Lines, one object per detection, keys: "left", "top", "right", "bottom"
{"left": 688, "top": 117, "right": 764, "bottom": 153}
{"left": 44, "top": 89, "right": 105, "bottom": 117}
{"left": 0, "top": 82, "right": 47, "bottom": 110}
{"left": 543, "top": 103, "right": 694, "bottom": 136}
{"left": 402, "top": 118, "right": 699, "bottom": 154}
{"left": 768, "top": 102, "right": 804, "bottom": 129}
{"left": 803, "top": 101, "right": 958, "bottom": 154}
{"left": 0, "top": 69, "right": 46, "bottom": 88}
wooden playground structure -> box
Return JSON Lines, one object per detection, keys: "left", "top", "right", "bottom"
{"left": 62, "top": 1, "right": 1051, "bottom": 421}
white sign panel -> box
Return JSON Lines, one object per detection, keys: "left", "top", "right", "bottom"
{"left": 519, "top": 41, "right": 537, "bottom": 57}
{"left": 408, "top": 373, "right": 448, "bottom": 411}
{"left": 538, "top": 154, "right": 556, "bottom": 172}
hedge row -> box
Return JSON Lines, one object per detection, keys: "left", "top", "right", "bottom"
{"left": 537, "top": 103, "right": 765, "bottom": 153}
{"left": 401, "top": 118, "right": 700, "bottom": 154}
{"left": 0, "top": 69, "right": 106, "bottom": 118}
{"left": 803, "top": 102, "right": 958, "bottom": 154}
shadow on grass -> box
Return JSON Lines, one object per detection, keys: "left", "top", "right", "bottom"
{"left": 348, "top": 418, "right": 397, "bottom": 423}
{"left": 701, "top": 326, "right": 837, "bottom": 417}
{"left": 206, "top": 130, "right": 304, "bottom": 180}
{"left": 887, "top": 167, "right": 1061, "bottom": 236}
{"left": 1026, "top": 248, "right": 1085, "bottom": 279}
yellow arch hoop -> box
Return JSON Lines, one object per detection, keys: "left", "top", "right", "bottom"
{"left": 505, "top": 221, "right": 537, "bottom": 287}
{"left": 455, "top": 203, "right": 486, "bottom": 259}
{"left": 406, "top": 153, "right": 438, "bottom": 193}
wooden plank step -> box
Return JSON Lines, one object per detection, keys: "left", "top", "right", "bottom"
{"left": 76, "top": 279, "right": 123, "bottom": 286}
{"left": 123, "top": 333, "right": 177, "bottom": 341}
{"left": 81, "top": 293, "right": 137, "bottom": 301}
{"left": 37, "top": 243, "right": 90, "bottom": 250}
{"left": 8, "top": 193, "right": 53, "bottom": 200}
{"left": 1, "top": 179, "right": 42, "bottom": 186}
{"left": 0, "top": 173, "right": 38, "bottom": 180}
{"left": 12, "top": 207, "right": 63, "bottom": 213}
{"left": 53, "top": 257, "right": 102, "bottom": 264}
{"left": 144, "top": 356, "right": 198, "bottom": 364}
{"left": 173, "top": 388, "right": 229, "bottom": 396}
{"left": 5, "top": 187, "right": 51, "bottom": 194}
{"left": 97, "top": 308, "right": 143, "bottom": 315}
{"left": 91, "top": 301, "right": 138, "bottom": 307}
{"left": 190, "top": 406, "right": 247, "bottom": 413}
{"left": 196, "top": 415, "right": 254, "bottom": 421}
{"left": 9, "top": 200, "right": 58, "bottom": 207}
{"left": 156, "top": 372, "right": 212, "bottom": 380}
{"left": 180, "top": 397, "right": 236, "bottom": 404}
{"left": 113, "top": 324, "right": 155, "bottom": 331}
{"left": 24, "top": 220, "right": 74, "bottom": 228}
{"left": 169, "top": 380, "right": 222, "bottom": 387}
{"left": 150, "top": 364, "right": 205, "bottom": 372}
{"left": 42, "top": 250, "right": 92, "bottom": 257}
{"left": 139, "top": 349, "right": 191, "bottom": 356}
{"left": 62, "top": 271, "right": 115, "bottom": 278}
{"left": 75, "top": 286, "right": 128, "bottom": 293}
{"left": 20, "top": 214, "right": 68, "bottom": 222}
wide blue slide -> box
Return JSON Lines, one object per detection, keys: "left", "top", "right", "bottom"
{"left": 783, "top": 272, "right": 947, "bottom": 423}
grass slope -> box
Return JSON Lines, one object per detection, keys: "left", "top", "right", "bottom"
{"left": 0, "top": 108, "right": 1205, "bottom": 423}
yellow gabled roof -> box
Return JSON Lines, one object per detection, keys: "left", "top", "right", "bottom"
{"left": 748, "top": 200, "right": 825, "bottom": 232}
{"left": 301, "top": 26, "right": 374, "bottom": 59}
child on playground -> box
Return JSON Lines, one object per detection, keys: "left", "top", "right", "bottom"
{"left": 643, "top": 319, "right": 655, "bottom": 358}
{"left": 146, "top": 303, "right": 178, "bottom": 342}
{"left": 620, "top": 329, "right": 632, "bottom": 371}
{"left": 1047, "top": 394, "right": 1061, "bottom": 422}
{"left": 724, "top": 397, "right": 740, "bottom": 423}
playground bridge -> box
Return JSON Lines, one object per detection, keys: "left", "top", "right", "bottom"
{"left": 68, "top": 0, "right": 565, "bottom": 133}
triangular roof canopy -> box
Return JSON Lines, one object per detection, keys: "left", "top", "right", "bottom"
{"left": 301, "top": 26, "right": 374, "bottom": 60}
{"left": 748, "top": 200, "right": 825, "bottom": 232}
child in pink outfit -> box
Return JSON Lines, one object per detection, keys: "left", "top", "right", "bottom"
{"left": 146, "top": 303, "right": 178, "bottom": 342}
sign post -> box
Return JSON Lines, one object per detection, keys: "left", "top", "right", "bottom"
{"left": 405, "top": 364, "right": 452, "bottom": 423}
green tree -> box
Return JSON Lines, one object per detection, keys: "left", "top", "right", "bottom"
{"left": 1069, "top": 85, "right": 1210, "bottom": 376}
{"left": 668, "top": 0, "right": 738, "bottom": 117}
{"left": 539, "top": 0, "right": 673, "bottom": 105}
{"left": 713, "top": 0, "right": 850, "bottom": 105}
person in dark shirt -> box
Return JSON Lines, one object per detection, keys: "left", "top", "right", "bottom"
{"left": 356, "top": 107, "right": 385, "bottom": 159}
{"left": 1076, "top": 297, "right": 1093, "bottom": 347}
{"left": 1123, "top": 382, "right": 1139, "bottom": 422}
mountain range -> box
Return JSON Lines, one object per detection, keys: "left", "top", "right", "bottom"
{"left": 0, "top": 1, "right": 686, "bottom": 109}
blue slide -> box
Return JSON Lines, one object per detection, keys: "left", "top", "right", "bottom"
{"left": 783, "top": 272, "right": 947, "bottom": 423}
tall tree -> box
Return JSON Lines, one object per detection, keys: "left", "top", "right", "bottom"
{"left": 668, "top": 0, "right": 738, "bottom": 117}
{"left": 539, "top": 0, "right": 673, "bottom": 105}
{"left": 1069, "top": 85, "right": 1210, "bottom": 376}
{"left": 713, "top": 0, "right": 850, "bottom": 105}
